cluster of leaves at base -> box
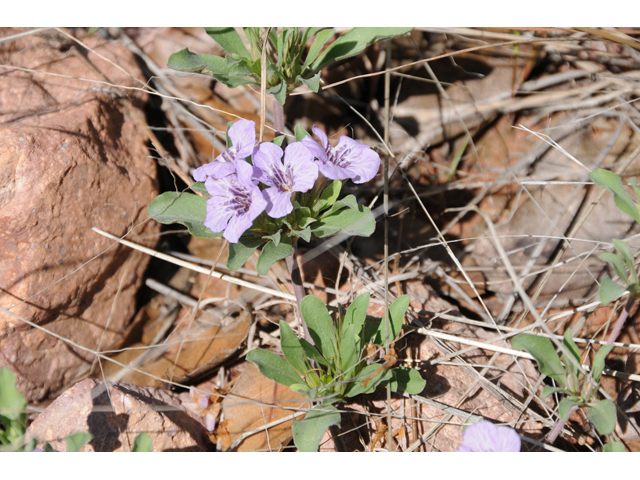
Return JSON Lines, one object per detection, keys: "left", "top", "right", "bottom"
{"left": 590, "top": 169, "right": 640, "bottom": 305}
{"left": 246, "top": 293, "right": 426, "bottom": 452}
{"left": 0, "top": 367, "right": 152, "bottom": 452}
{"left": 512, "top": 332, "right": 616, "bottom": 437}
{"left": 168, "top": 28, "right": 412, "bottom": 105}
{"left": 148, "top": 125, "right": 376, "bottom": 275}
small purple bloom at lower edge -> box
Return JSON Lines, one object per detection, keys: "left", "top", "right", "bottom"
{"left": 193, "top": 119, "right": 257, "bottom": 181}
{"left": 456, "top": 421, "right": 521, "bottom": 452}
{"left": 253, "top": 141, "right": 318, "bottom": 218}
{"left": 203, "top": 159, "right": 267, "bottom": 243}
{"left": 301, "top": 125, "right": 380, "bottom": 184}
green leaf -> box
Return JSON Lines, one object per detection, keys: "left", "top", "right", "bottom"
{"left": 590, "top": 169, "right": 640, "bottom": 224}
{"left": 313, "top": 180, "right": 342, "bottom": 213}
{"left": 294, "top": 123, "right": 311, "bottom": 142}
{"left": 299, "top": 338, "right": 330, "bottom": 368}
{"left": 613, "top": 239, "right": 638, "bottom": 284}
{"left": 65, "top": 432, "right": 93, "bottom": 452}
{"left": 301, "top": 296, "right": 338, "bottom": 364}
{"left": 272, "top": 135, "right": 285, "bottom": 147}
{"left": 389, "top": 367, "right": 426, "bottom": 394}
{"left": 339, "top": 294, "right": 370, "bottom": 373}
{"left": 267, "top": 79, "right": 287, "bottom": 105}
{"left": 311, "top": 28, "right": 413, "bottom": 71}
{"left": 148, "top": 192, "right": 221, "bottom": 238}
{"left": 511, "top": 334, "right": 566, "bottom": 387}
{"left": 604, "top": 441, "right": 625, "bottom": 452}
{"left": 325, "top": 194, "right": 359, "bottom": 215}
{"left": 291, "top": 226, "right": 312, "bottom": 243}
{"left": 562, "top": 330, "right": 581, "bottom": 379}
{"left": 344, "top": 365, "right": 393, "bottom": 397}
{"left": 311, "top": 204, "right": 375, "bottom": 238}
{"left": 599, "top": 276, "right": 627, "bottom": 306}
{"left": 592, "top": 344, "right": 614, "bottom": 383}
{"left": 542, "top": 385, "right": 565, "bottom": 399}
{"left": 299, "top": 72, "right": 321, "bottom": 92}
{"left": 279, "top": 321, "right": 310, "bottom": 377}
{"left": 246, "top": 349, "right": 302, "bottom": 387}
{"left": 203, "top": 27, "right": 251, "bottom": 59}
{"left": 256, "top": 236, "right": 293, "bottom": 275}
{"left": 292, "top": 404, "right": 341, "bottom": 452}
{"left": 302, "top": 28, "right": 335, "bottom": 70}
{"left": 558, "top": 397, "right": 581, "bottom": 421}
{"left": 189, "top": 181, "right": 209, "bottom": 196}
{"left": 600, "top": 252, "right": 630, "bottom": 284}
{"left": 167, "top": 49, "right": 256, "bottom": 88}
{"left": 0, "top": 368, "right": 26, "bottom": 423}
{"left": 131, "top": 433, "right": 152, "bottom": 452}
{"left": 374, "top": 295, "right": 410, "bottom": 345}
{"left": 588, "top": 399, "right": 617, "bottom": 435}
{"left": 0, "top": 367, "right": 27, "bottom": 448}
{"left": 227, "top": 237, "right": 265, "bottom": 271}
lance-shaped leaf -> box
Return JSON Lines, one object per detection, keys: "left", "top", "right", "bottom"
{"left": 512, "top": 334, "right": 567, "bottom": 387}
{"left": 592, "top": 344, "right": 614, "bottom": 383}
{"left": 373, "top": 295, "right": 410, "bottom": 345}
{"left": 599, "top": 276, "right": 627, "bottom": 306}
{"left": 246, "top": 349, "right": 302, "bottom": 387}
{"left": 558, "top": 397, "right": 581, "bottom": 421}
{"left": 227, "top": 237, "right": 266, "bottom": 271}
{"left": 256, "top": 235, "right": 293, "bottom": 275}
{"left": 587, "top": 399, "right": 617, "bottom": 435}
{"left": 311, "top": 27, "right": 413, "bottom": 71}
{"left": 311, "top": 204, "right": 375, "bottom": 238}
{"left": 292, "top": 404, "right": 341, "bottom": 452}
{"left": 339, "top": 293, "right": 370, "bottom": 374}
{"left": 204, "top": 27, "right": 252, "bottom": 60}
{"left": 301, "top": 296, "right": 338, "bottom": 363}
{"left": 590, "top": 169, "right": 640, "bottom": 224}
{"left": 279, "top": 320, "right": 310, "bottom": 378}
{"left": 389, "top": 366, "right": 426, "bottom": 394}
{"left": 613, "top": 239, "right": 639, "bottom": 284}
{"left": 147, "top": 192, "right": 221, "bottom": 238}
{"left": 167, "top": 49, "right": 256, "bottom": 88}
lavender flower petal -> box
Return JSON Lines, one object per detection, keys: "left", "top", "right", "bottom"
{"left": 456, "top": 421, "right": 521, "bottom": 452}
{"left": 203, "top": 159, "right": 267, "bottom": 243}
{"left": 302, "top": 125, "right": 380, "bottom": 184}
{"left": 193, "top": 119, "right": 256, "bottom": 181}
{"left": 253, "top": 141, "right": 317, "bottom": 219}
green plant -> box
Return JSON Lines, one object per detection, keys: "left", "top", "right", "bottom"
{"left": 246, "top": 293, "right": 425, "bottom": 452}
{"left": 167, "top": 28, "right": 411, "bottom": 104}
{"left": 512, "top": 332, "right": 616, "bottom": 440}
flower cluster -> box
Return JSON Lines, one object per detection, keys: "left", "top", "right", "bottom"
{"left": 194, "top": 119, "right": 381, "bottom": 243}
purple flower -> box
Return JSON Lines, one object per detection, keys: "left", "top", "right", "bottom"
{"left": 203, "top": 159, "right": 267, "bottom": 243}
{"left": 456, "top": 421, "right": 521, "bottom": 452}
{"left": 193, "top": 119, "right": 257, "bottom": 181}
{"left": 301, "top": 126, "right": 380, "bottom": 183}
{"left": 253, "top": 141, "right": 318, "bottom": 218}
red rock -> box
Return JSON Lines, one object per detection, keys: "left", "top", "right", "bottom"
{"left": 26, "top": 379, "right": 210, "bottom": 451}
{"left": 0, "top": 28, "right": 159, "bottom": 402}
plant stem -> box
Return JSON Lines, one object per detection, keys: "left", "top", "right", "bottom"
{"left": 273, "top": 96, "right": 284, "bottom": 136}
{"left": 547, "top": 404, "right": 579, "bottom": 444}
{"left": 606, "top": 296, "right": 636, "bottom": 345}
{"left": 286, "top": 238, "right": 313, "bottom": 344}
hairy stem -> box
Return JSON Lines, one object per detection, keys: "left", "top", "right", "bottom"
{"left": 547, "top": 404, "right": 580, "bottom": 444}
{"left": 606, "top": 296, "right": 636, "bottom": 345}
{"left": 286, "top": 238, "right": 313, "bottom": 344}
{"left": 273, "top": 96, "right": 284, "bottom": 136}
